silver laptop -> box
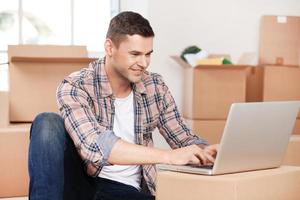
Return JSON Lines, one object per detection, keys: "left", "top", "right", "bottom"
{"left": 158, "top": 101, "right": 300, "bottom": 175}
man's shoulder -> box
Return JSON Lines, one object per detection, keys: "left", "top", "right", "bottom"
{"left": 56, "top": 60, "right": 104, "bottom": 100}
{"left": 143, "top": 71, "right": 165, "bottom": 87}
{"left": 64, "top": 60, "right": 100, "bottom": 85}
{"left": 141, "top": 71, "right": 168, "bottom": 95}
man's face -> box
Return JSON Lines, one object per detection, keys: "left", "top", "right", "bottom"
{"left": 106, "top": 34, "right": 153, "bottom": 83}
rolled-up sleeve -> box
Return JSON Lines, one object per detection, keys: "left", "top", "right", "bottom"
{"left": 56, "top": 79, "right": 119, "bottom": 176}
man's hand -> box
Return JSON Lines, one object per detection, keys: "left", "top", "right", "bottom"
{"left": 165, "top": 144, "right": 219, "bottom": 166}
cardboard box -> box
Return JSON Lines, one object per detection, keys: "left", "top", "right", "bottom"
{"left": 172, "top": 56, "right": 250, "bottom": 120}
{"left": 262, "top": 66, "right": 300, "bottom": 101}
{"left": 261, "top": 65, "right": 300, "bottom": 118}
{"left": 0, "top": 92, "right": 9, "bottom": 127}
{"left": 0, "top": 197, "right": 28, "bottom": 200}
{"left": 184, "top": 118, "right": 225, "bottom": 144}
{"left": 283, "top": 135, "right": 300, "bottom": 166}
{"left": 245, "top": 67, "right": 263, "bottom": 102}
{"left": 8, "top": 45, "right": 97, "bottom": 122}
{"left": 293, "top": 119, "right": 300, "bottom": 135}
{"left": 0, "top": 124, "right": 31, "bottom": 197}
{"left": 156, "top": 166, "right": 300, "bottom": 200}
{"left": 259, "top": 16, "right": 300, "bottom": 66}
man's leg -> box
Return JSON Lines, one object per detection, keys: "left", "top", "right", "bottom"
{"left": 28, "top": 113, "right": 66, "bottom": 200}
{"left": 64, "top": 129, "right": 97, "bottom": 200}
{"left": 94, "top": 177, "right": 155, "bottom": 200}
{"left": 28, "top": 112, "right": 97, "bottom": 200}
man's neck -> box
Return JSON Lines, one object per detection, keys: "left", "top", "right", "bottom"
{"left": 104, "top": 62, "right": 132, "bottom": 98}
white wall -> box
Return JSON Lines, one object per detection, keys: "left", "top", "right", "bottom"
{"left": 122, "top": 0, "right": 300, "bottom": 148}
{"left": 120, "top": 0, "right": 149, "bottom": 18}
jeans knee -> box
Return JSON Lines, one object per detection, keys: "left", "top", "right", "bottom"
{"left": 30, "top": 112, "right": 66, "bottom": 146}
{"left": 34, "top": 112, "right": 63, "bottom": 124}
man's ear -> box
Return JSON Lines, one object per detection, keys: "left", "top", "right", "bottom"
{"left": 104, "top": 38, "right": 114, "bottom": 57}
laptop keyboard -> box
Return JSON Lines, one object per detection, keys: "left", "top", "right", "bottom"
{"left": 188, "top": 164, "right": 214, "bottom": 169}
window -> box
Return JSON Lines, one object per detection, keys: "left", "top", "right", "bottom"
{"left": 0, "top": 1, "right": 19, "bottom": 50}
{"left": 0, "top": 0, "right": 119, "bottom": 91}
{"left": 22, "top": 0, "right": 72, "bottom": 46}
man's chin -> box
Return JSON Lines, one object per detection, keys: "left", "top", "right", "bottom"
{"left": 129, "top": 76, "right": 143, "bottom": 83}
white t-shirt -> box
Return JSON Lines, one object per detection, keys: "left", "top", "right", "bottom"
{"left": 99, "top": 91, "right": 141, "bottom": 190}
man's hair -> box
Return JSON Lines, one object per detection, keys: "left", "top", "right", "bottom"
{"left": 106, "top": 11, "right": 154, "bottom": 47}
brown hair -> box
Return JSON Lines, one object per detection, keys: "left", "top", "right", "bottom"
{"left": 106, "top": 11, "right": 154, "bottom": 47}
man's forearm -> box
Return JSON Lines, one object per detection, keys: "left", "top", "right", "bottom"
{"left": 108, "top": 139, "right": 169, "bottom": 165}
{"left": 108, "top": 139, "right": 218, "bottom": 166}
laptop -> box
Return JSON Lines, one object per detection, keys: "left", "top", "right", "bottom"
{"left": 158, "top": 101, "right": 300, "bottom": 175}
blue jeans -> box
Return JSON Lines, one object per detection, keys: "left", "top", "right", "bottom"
{"left": 28, "top": 113, "right": 154, "bottom": 200}
{"left": 94, "top": 177, "right": 154, "bottom": 200}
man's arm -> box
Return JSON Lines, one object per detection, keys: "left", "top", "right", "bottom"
{"left": 150, "top": 74, "right": 218, "bottom": 163}
{"left": 57, "top": 77, "right": 120, "bottom": 176}
{"left": 106, "top": 72, "right": 218, "bottom": 166}
{"left": 108, "top": 139, "right": 217, "bottom": 166}
{"left": 154, "top": 74, "right": 209, "bottom": 148}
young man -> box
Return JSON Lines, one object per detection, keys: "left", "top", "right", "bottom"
{"left": 28, "top": 11, "right": 218, "bottom": 200}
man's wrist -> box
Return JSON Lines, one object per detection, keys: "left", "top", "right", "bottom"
{"left": 161, "top": 149, "right": 171, "bottom": 165}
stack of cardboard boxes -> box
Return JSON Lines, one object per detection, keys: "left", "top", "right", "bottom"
{"left": 0, "top": 91, "right": 31, "bottom": 198}
{"left": 0, "top": 45, "right": 96, "bottom": 198}
{"left": 258, "top": 15, "right": 300, "bottom": 168}
{"left": 158, "top": 15, "right": 300, "bottom": 199}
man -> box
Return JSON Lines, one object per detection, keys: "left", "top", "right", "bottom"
{"left": 29, "top": 11, "right": 218, "bottom": 200}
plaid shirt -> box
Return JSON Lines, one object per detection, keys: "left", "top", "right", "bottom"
{"left": 56, "top": 58, "right": 208, "bottom": 195}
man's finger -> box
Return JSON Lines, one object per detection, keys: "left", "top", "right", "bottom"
{"left": 204, "top": 152, "right": 215, "bottom": 163}
{"left": 194, "top": 151, "right": 208, "bottom": 165}
{"left": 188, "top": 155, "right": 202, "bottom": 165}
{"left": 205, "top": 144, "right": 219, "bottom": 157}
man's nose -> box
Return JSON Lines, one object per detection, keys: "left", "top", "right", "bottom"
{"left": 137, "top": 55, "right": 148, "bottom": 68}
